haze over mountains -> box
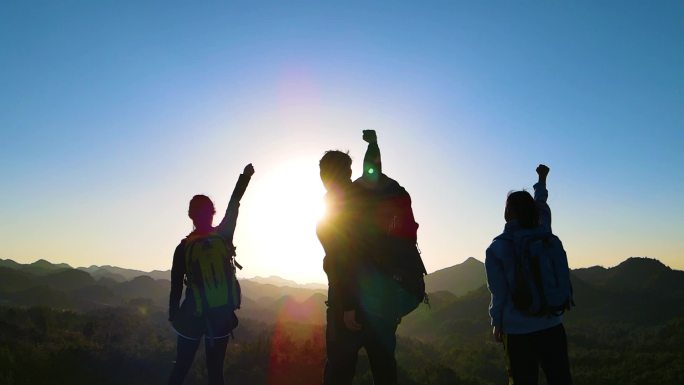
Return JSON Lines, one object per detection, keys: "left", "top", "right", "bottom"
{"left": 247, "top": 275, "right": 327, "bottom": 290}
{"left": 2, "top": 256, "right": 682, "bottom": 385}
{"left": 1, "top": 256, "right": 683, "bottom": 337}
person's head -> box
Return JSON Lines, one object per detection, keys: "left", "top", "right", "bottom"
{"left": 319, "top": 150, "right": 352, "bottom": 192}
{"left": 504, "top": 190, "right": 539, "bottom": 228}
{"left": 188, "top": 194, "right": 215, "bottom": 231}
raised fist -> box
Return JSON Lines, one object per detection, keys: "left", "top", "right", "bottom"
{"left": 243, "top": 163, "right": 255, "bottom": 177}
{"left": 362, "top": 130, "right": 377, "bottom": 144}
{"left": 536, "top": 164, "right": 550, "bottom": 179}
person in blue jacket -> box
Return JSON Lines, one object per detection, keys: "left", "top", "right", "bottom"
{"left": 485, "top": 164, "right": 573, "bottom": 385}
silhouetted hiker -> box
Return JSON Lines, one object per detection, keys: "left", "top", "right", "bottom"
{"left": 318, "top": 131, "right": 426, "bottom": 385}
{"left": 167, "top": 164, "right": 254, "bottom": 385}
{"left": 485, "top": 165, "right": 573, "bottom": 385}
{"left": 354, "top": 130, "right": 427, "bottom": 324}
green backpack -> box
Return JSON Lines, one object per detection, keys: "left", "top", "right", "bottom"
{"left": 184, "top": 233, "right": 241, "bottom": 316}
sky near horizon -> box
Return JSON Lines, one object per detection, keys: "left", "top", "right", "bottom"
{"left": 1, "top": 1, "right": 682, "bottom": 283}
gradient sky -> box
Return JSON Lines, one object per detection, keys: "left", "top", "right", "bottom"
{"left": 1, "top": 1, "right": 682, "bottom": 283}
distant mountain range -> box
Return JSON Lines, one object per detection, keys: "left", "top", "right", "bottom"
{"left": 0, "top": 258, "right": 170, "bottom": 281}
{"left": 425, "top": 257, "right": 486, "bottom": 296}
{"left": 0, "top": 258, "right": 72, "bottom": 276}
{"left": 400, "top": 256, "right": 684, "bottom": 340}
{"left": 1, "top": 256, "right": 683, "bottom": 339}
{"left": 79, "top": 264, "right": 170, "bottom": 282}
{"left": 0, "top": 258, "right": 329, "bottom": 325}
{"left": 0, "top": 259, "right": 329, "bottom": 288}
{"left": 573, "top": 257, "right": 684, "bottom": 299}
{"left": 247, "top": 275, "right": 327, "bottom": 290}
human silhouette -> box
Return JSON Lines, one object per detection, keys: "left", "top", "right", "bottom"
{"left": 485, "top": 165, "right": 573, "bottom": 385}
{"left": 167, "top": 164, "right": 254, "bottom": 385}
{"left": 318, "top": 131, "right": 425, "bottom": 385}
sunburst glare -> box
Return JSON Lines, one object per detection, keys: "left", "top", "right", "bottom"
{"left": 239, "top": 158, "right": 327, "bottom": 284}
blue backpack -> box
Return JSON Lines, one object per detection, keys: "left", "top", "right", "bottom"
{"left": 497, "top": 228, "right": 574, "bottom": 316}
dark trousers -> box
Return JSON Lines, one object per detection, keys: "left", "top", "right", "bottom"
{"left": 168, "top": 335, "right": 229, "bottom": 385}
{"left": 503, "top": 323, "right": 573, "bottom": 385}
{"left": 323, "top": 308, "right": 398, "bottom": 385}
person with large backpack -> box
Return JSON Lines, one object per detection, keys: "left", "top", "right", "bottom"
{"left": 354, "top": 130, "right": 427, "bottom": 322}
{"left": 167, "top": 163, "right": 254, "bottom": 385}
{"left": 485, "top": 164, "right": 573, "bottom": 385}
{"left": 318, "top": 131, "right": 426, "bottom": 385}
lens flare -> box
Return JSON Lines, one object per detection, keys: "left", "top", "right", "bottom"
{"left": 266, "top": 296, "right": 326, "bottom": 384}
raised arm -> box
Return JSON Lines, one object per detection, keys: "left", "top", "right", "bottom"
{"left": 216, "top": 164, "right": 255, "bottom": 242}
{"left": 534, "top": 164, "right": 551, "bottom": 230}
{"left": 362, "top": 130, "right": 382, "bottom": 180}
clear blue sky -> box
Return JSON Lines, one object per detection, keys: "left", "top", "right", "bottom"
{"left": 1, "top": 1, "right": 682, "bottom": 282}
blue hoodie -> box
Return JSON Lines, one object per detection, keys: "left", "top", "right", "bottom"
{"left": 485, "top": 182, "right": 563, "bottom": 334}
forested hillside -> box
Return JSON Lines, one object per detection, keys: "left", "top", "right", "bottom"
{"left": 1, "top": 257, "right": 683, "bottom": 384}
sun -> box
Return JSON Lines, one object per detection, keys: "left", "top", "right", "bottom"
{"left": 236, "top": 157, "right": 328, "bottom": 284}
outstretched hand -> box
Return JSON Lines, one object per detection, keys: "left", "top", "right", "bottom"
{"left": 243, "top": 163, "right": 255, "bottom": 177}
{"left": 536, "top": 164, "right": 549, "bottom": 183}
{"left": 362, "top": 130, "right": 377, "bottom": 144}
